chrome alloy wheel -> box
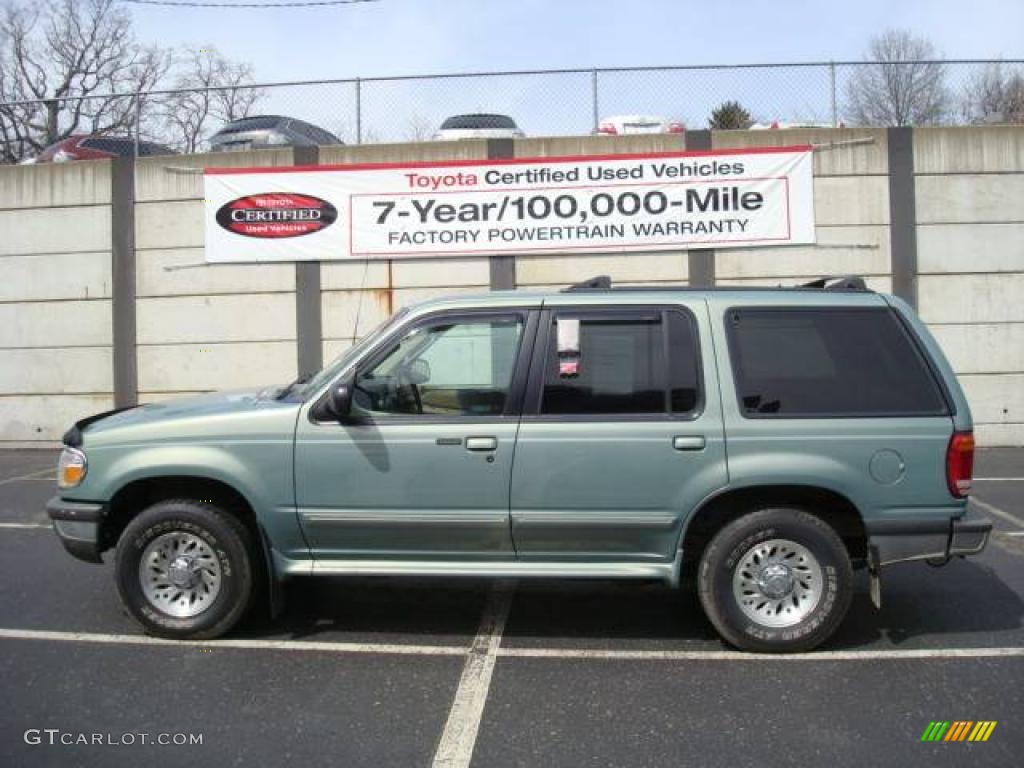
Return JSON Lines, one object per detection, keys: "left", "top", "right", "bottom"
{"left": 139, "top": 532, "right": 223, "bottom": 618}
{"left": 732, "top": 538, "right": 823, "bottom": 628}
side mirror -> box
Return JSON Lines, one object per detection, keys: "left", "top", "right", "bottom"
{"left": 327, "top": 375, "right": 355, "bottom": 420}
{"left": 406, "top": 358, "right": 431, "bottom": 385}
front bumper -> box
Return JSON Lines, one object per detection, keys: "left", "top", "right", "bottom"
{"left": 46, "top": 497, "right": 106, "bottom": 563}
{"left": 868, "top": 506, "right": 993, "bottom": 567}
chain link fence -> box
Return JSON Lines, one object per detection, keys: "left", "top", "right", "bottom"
{"left": 2, "top": 60, "right": 1023, "bottom": 162}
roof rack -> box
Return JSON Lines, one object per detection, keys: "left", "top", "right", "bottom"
{"left": 800, "top": 275, "right": 869, "bottom": 291}
{"left": 559, "top": 275, "right": 872, "bottom": 293}
{"left": 563, "top": 275, "right": 613, "bottom": 292}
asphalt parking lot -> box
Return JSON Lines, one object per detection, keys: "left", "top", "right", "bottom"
{"left": 1, "top": 449, "right": 1021, "bottom": 767}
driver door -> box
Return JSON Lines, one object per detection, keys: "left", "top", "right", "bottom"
{"left": 294, "top": 310, "right": 534, "bottom": 561}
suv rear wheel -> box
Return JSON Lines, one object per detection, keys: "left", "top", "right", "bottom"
{"left": 115, "top": 499, "right": 253, "bottom": 639}
{"left": 697, "top": 508, "right": 853, "bottom": 652}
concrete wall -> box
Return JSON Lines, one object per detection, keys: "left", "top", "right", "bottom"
{"left": 133, "top": 149, "right": 296, "bottom": 403}
{"left": 913, "top": 127, "right": 1024, "bottom": 446}
{"left": 0, "top": 161, "right": 114, "bottom": 444}
{"left": 1, "top": 128, "right": 1022, "bottom": 446}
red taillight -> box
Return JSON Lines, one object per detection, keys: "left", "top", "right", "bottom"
{"left": 946, "top": 431, "right": 975, "bottom": 498}
{"left": 668, "top": 121, "right": 685, "bottom": 133}
{"left": 597, "top": 122, "right": 617, "bottom": 135}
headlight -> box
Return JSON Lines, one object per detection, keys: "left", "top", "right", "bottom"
{"left": 57, "top": 447, "right": 87, "bottom": 489}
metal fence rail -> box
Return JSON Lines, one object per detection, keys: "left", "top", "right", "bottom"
{"left": 2, "top": 59, "right": 1022, "bottom": 161}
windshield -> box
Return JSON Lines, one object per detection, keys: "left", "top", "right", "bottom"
{"left": 291, "top": 307, "right": 410, "bottom": 399}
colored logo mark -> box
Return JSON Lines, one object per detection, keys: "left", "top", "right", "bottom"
{"left": 921, "top": 721, "right": 997, "bottom": 742}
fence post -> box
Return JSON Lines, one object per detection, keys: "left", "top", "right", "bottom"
{"left": 134, "top": 96, "right": 141, "bottom": 156}
{"left": 487, "top": 138, "right": 516, "bottom": 290}
{"left": 355, "top": 77, "right": 362, "bottom": 145}
{"left": 293, "top": 145, "right": 323, "bottom": 376}
{"left": 887, "top": 126, "right": 918, "bottom": 308}
{"left": 685, "top": 129, "right": 715, "bottom": 287}
{"left": 111, "top": 155, "right": 138, "bottom": 408}
{"left": 829, "top": 61, "right": 838, "bottom": 127}
{"left": 591, "top": 69, "right": 599, "bottom": 132}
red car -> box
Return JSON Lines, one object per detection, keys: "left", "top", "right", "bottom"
{"left": 29, "top": 135, "right": 175, "bottom": 163}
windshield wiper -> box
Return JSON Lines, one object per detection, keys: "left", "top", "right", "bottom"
{"left": 276, "top": 372, "right": 314, "bottom": 400}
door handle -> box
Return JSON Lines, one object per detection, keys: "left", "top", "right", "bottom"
{"left": 673, "top": 435, "right": 706, "bottom": 451}
{"left": 465, "top": 436, "right": 498, "bottom": 452}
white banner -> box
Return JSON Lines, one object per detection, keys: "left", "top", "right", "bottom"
{"left": 204, "top": 147, "right": 815, "bottom": 262}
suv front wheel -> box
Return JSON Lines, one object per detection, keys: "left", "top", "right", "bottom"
{"left": 697, "top": 508, "right": 853, "bottom": 653}
{"left": 115, "top": 500, "right": 254, "bottom": 639}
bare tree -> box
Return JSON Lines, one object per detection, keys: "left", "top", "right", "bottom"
{"left": 0, "top": 0, "right": 170, "bottom": 162}
{"left": 161, "top": 46, "right": 263, "bottom": 152}
{"left": 404, "top": 114, "right": 434, "bottom": 142}
{"left": 845, "top": 29, "right": 949, "bottom": 126}
{"left": 962, "top": 62, "right": 1024, "bottom": 124}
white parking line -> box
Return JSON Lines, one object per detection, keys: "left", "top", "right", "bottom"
{"left": 0, "top": 523, "right": 49, "bottom": 529}
{"left": 971, "top": 497, "right": 1024, "bottom": 529}
{"left": 974, "top": 477, "right": 1024, "bottom": 482}
{"left": 431, "top": 581, "right": 514, "bottom": 768}
{"left": 496, "top": 646, "right": 1024, "bottom": 661}
{"left": 0, "top": 468, "right": 55, "bottom": 486}
{"left": 0, "top": 628, "right": 467, "bottom": 656}
{"left": 0, "top": 626, "right": 1021, "bottom": 662}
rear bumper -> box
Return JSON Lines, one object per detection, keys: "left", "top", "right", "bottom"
{"left": 46, "top": 497, "right": 105, "bottom": 564}
{"left": 867, "top": 507, "right": 992, "bottom": 567}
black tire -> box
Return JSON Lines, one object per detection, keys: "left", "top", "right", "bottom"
{"left": 115, "top": 499, "right": 254, "bottom": 640}
{"left": 697, "top": 508, "right": 853, "bottom": 653}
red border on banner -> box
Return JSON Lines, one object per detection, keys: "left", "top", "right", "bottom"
{"left": 203, "top": 145, "right": 813, "bottom": 175}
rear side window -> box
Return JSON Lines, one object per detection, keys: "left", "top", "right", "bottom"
{"left": 441, "top": 114, "right": 517, "bottom": 130}
{"left": 80, "top": 137, "right": 134, "bottom": 156}
{"left": 726, "top": 307, "right": 948, "bottom": 417}
{"left": 539, "top": 309, "right": 701, "bottom": 416}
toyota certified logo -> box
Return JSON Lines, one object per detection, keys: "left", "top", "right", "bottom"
{"left": 216, "top": 193, "right": 337, "bottom": 238}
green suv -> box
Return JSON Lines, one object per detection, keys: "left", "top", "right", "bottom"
{"left": 47, "top": 276, "right": 992, "bottom": 652}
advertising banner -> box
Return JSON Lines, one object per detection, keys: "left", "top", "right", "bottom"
{"left": 204, "top": 147, "right": 815, "bottom": 262}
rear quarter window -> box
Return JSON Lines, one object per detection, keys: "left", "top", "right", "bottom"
{"left": 726, "top": 307, "right": 949, "bottom": 418}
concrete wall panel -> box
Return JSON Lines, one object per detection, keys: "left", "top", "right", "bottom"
{"left": 135, "top": 200, "right": 204, "bottom": 250}
{"left": 0, "top": 300, "right": 111, "bottom": 349}
{"left": 0, "top": 206, "right": 110, "bottom": 256}
{"left": 813, "top": 176, "right": 890, "bottom": 226}
{"left": 319, "top": 141, "right": 488, "bottom": 166}
{"left": 959, "top": 373, "right": 1023, "bottom": 426}
{"left": 713, "top": 128, "right": 889, "bottom": 176}
{"left": 138, "top": 341, "right": 295, "bottom": 392}
{"left": 0, "top": 348, "right": 112, "bottom": 394}
{"left": 0, "top": 251, "right": 111, "bottom": 302}
{"left": 392, "top": 258, "right": 491, "bottom": 288}
{"left": 917, "top": 223, "right": 1024, "bottom": 274}
{"left": 517, "top": 251, "right": 688, "bottom": 286}
{"left": 135, "top": 149, "right": 294, "bottom": 203}
{"left": 321, "top": 289, "right": 393, "bottom": 341}
{"left": 929, "top": 323, "right": 1024, "bottom": 375}
{"left": 0, "top": 160, "right": 111, "bottom": 209}
{"left": 716, "top": 226, "right": 890, "bottom": 278}
{"left": 974, "top": 423, "right": 1024, "bottom": 447}
{"left": 916, "top": 174, "right": 1024, "bottom": 224}
{"left": 919, "top": 274, "right": 1024, "bottom": 324}
{"left": 913, "top": 127, "right": 1024, "bottom": 174}
{"left": 137, "top": 248, "right": 294, "bottom": 297}
{"left": 0, "top": 394, "right": 114, "bottom": 443}
{"left": 136, "top": 294, "right": 295, "bottom": 345}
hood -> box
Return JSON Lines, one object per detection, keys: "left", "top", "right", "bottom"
{"left": 73, "top": 388, "right": 296, "bottom": 445}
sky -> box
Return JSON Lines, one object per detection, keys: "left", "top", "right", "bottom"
{"left": 126, "top": 0, "right": 1024, "bottom": 138}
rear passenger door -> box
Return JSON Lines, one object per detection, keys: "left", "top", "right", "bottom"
{"left": 509, "top": 301, "right": 728, "bottom": 563}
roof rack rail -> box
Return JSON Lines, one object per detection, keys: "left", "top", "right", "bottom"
{"left": 563, "top": 275, "right": 612, "bottom": 292}
{"left": 801, "top": 275, "right": 869, "bottom": 292}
